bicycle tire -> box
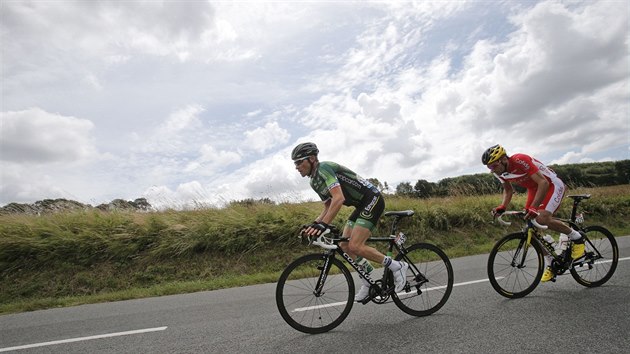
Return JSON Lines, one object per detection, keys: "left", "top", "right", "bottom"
{"left": 275, "top": 253, "right": 354, "bottom": 334}
{"left": 570, "top": 225, "right": 618, "bottom": 287}
{"left": 487, "top": 232, "right": 544, "bottom": 299}
{"left": 393, "top": 243, "right": 453, "bottom": 316}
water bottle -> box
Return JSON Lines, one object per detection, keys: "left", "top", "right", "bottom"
{"left": 558, "top": 234, "right": 569, "bottom": 252}
{"left": 542, "top": 234, "right": 555, "bottom": 246}
{"left": 355, "top": 256, "right": 374, "bottom": 274}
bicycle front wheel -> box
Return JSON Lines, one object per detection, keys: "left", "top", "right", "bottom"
{"left": 487, "top": 232, "right": 544, "bottom": 299}
{"left": 393, "top": 243, "right": 453, "bottom": 316}
{"left": 275, "top": 253, "right": 354, "bottom": 334}
{"left": 570, "top": 225, "right": 618, "bottom": 287}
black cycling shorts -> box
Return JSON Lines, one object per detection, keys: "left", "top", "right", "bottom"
{"left": 347, "top": 192, "right": 384, "bottom": 232}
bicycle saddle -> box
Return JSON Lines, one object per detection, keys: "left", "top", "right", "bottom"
{"left": 384, "top": 210, "right": 415, "bottom": 217}
{"left": 568, "top": 194, "right": 591, "bottom": 201}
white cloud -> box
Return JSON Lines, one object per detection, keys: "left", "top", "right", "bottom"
{"left": 243, "top": 121, "right": 290, "bottom": 152}
{"left": 137, "top": 104, "right": 205, "bottom": 155}
{"left": 0, "top": 108, "right": 98, "bottom": 163}
{"left": 184, "top": 144, "right": 242, "bottom": 173}
{"left": 158, "top": 105, "right": 204, "bottom": 135}
{"left": 0, "top": 165, "right": 70, "bottom": 203}
{"left": 1, "top": 1, "right": 628, "bottom": 207}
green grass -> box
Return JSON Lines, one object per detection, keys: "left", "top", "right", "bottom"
{"left": 1, "top": 185, "right": 629, "bottom": 314}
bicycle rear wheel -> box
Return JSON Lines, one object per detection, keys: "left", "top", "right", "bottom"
{"left": 570, "top": 225, "right": 618, "bottom": 287}
{"left": 393, "top": 243, "right": 453, "bottom": 316}
{"left": 275, "top": 253, "right": 354, "bottom": 334}
{"left": 487, "top": 232, "right": 544, "bottom": 299}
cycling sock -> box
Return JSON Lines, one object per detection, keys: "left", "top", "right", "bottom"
{"left": 568, "top": 229, "right": 582, "bottom": 241}
{"left": 382, "top": 256, "right": 392, "bottom": 268}
{"left": 386, "top": 259, "right": 402, "bottom": 271}
{"left": 544, "top": 255, "right": 552, "bottom": 267}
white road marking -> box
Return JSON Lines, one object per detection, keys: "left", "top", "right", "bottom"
{"left": 292, "top": 277, "right": 503, "bottom": 312}
{"left": 3, "top": 259, "right": 627, "bottom": 349}
{"left": 0, "top": 326, "right": 167, "bottom": 352}
{"left": 602, "top": 256, "right": 630, "bottom": 263}
{"left": 291, "top": 257, "right": 630, "bottom": 313}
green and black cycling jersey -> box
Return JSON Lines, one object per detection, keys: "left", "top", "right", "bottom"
{"left": 310, "top": 161, "right": 379, "bottom": 206}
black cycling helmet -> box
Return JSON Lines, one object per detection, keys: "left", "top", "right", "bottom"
{"left": 291, "top": 142, "right": 319, "bottom": 160}
{"left": 482, "top": 144, "right": 506, "bottom": 165}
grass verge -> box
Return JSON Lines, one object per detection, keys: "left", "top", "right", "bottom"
{"left": 1, "top": 185, "right": 628, "bottom": 314}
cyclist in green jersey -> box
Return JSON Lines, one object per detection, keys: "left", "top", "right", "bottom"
{"left": 292, "top": 142, "right": 408, "bottom": 302}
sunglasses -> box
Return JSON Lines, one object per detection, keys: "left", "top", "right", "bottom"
{"left": 487, "top": 161, "right": 501, "bottom": 170}
{"left": 293, "top": 156, "right": 310, "bottom": 166}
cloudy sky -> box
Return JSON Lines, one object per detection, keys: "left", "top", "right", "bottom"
{"left": 1, "top": 0, "right": 628, "bottom": 209}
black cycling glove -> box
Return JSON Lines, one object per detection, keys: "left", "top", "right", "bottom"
{"left": 309, "top": 222, "right": 330, "bottom": 236}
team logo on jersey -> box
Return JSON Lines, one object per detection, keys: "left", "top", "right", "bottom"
{"left": 364, "top": 195, "right": 379, "bottom": 211}
{"left": 554, "top": 183, "right": 565, "bottom": 204}
{"left": 360, "top": 195, "right": 379, "bottom": 219}
{"left": 515, "top": 158, "right": 531, "bottom": 170}
{"left": 338, "top": 174, "right": 362, "bottom": 189}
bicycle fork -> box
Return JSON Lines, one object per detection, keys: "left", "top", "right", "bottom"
{"left": 512, "top": 230, "right": 534, "bottom": 268}
{"left": 313, "top": 254, "right": 333, "bottom": 297}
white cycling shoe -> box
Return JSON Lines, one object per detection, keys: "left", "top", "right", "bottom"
{"left": 354, "top": 285, "right": 370, "bottom": 302}
{"left": 393, "top": 261, "right": 409, "bottom": 292}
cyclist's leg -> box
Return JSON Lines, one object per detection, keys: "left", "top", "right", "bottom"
{"left": 535, "top": 181, "right": 584, "bottom": 258}
{"left": 345, "top": 194, "right": 386, "bottom": 265}
{"left": 338, "top": 219, "right": 356, "bottom": 258}
{"left": 348, "top": 196, "right": 408, "bottom": 291}
{"left": 535, "top": 182, "right": 579, "bottom": 235}
{"left": 346, "top": 224, "right": 383, "bottom": 263}
{"left": 339, "top": 211, "right": 374, "bottom": 301}
{"left": 347, "top": 223, "right": 412, "bottom": 291}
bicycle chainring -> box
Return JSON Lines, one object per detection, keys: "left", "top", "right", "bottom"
{"left": 550, "top": 259, "right": 569, "bottom": 275}
{"left": 369, "top": 280, "right": 389, "bottom": 304}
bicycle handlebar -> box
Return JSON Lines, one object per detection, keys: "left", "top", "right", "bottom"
{"left": 311, "top": 229, "right": 338, "bottom": 250}
{"left": 496, "top": 211, "right": 548, "bottom": 230}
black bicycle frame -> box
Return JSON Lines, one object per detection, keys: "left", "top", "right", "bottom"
{"left": 313, "top": 214, "right": 413, "bottom": 296}
{"left": 313, "top": 235, "right": 403, "bottom": 296}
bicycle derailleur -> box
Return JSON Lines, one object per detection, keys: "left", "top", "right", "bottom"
{"left": 549, "top": 253, "right": 571, "bottom": 281}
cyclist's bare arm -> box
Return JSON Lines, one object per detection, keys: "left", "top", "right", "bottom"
{"left": 319, "top": 185, "right": 344, "bottom": 224}
{"left": 500, "top": 181, "right": 514, "bottom": 207}
{"left": 528, "top": 172, "right": 549, "bottom": 210}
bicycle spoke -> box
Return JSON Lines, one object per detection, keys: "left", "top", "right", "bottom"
{"left": 276, "top": 254, "right": 353, "bottom": 333}
{"left": 570, "top": 226, "right": 618, "bottom": 287}
{"left": 393, "top": 243, "right": 453, "bottom": 316}
{"left": 488, "top": 232, "right": 543, "bottom": 298}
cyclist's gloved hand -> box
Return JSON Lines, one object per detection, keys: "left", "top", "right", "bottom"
{"left": 306, "top": 222, "right": 331, "bottom": 236}
{"left": 298, "top": 224, "right": 311, "bottom": 242}
{"left": 491, "top": 205, "right": 506, "bottom": 217}
{"left": 524, "top": 207, "right": 539, "bottom": 220}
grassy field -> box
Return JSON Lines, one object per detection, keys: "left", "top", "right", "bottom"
{"left": 1, "top": 185, "right": 629, "bottom": 314}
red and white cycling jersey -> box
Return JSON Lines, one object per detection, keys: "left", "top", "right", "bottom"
{"left": 493, "top": 153, "right": 566, "bottom": 212}
{"left": 493, "top": 153, "right": 560, "bottom": 189}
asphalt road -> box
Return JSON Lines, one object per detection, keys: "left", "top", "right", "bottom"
{"left": 1, "top": 236, "right": 629, "bottom": 354}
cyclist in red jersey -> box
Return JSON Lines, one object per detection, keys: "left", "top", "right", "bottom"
{"left": 482, "top": 144, "right": 585, "bottom": 282}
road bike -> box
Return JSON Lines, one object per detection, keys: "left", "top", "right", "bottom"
{"left": 275, "top": 210, "right": 454, "bottom": 334}
{"left": 487, "top": 194, "right": 618, "bottom": 299}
